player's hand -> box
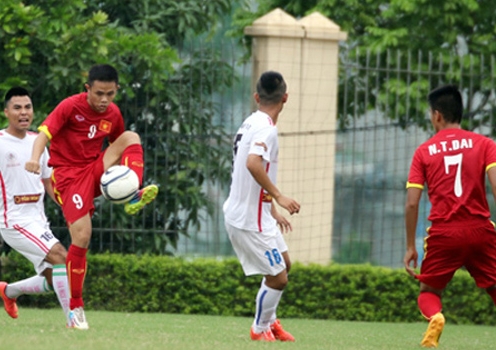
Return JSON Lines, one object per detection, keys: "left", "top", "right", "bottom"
{"left": 25, "top": 160, "right": 41, "bottom": 174}
{"left": 275, "top": 195, "right": 300, "bottom": 215}
{"left": 273, "top": 211, "right": 293, "bottom": 233}
{"left": 403, "top": 247, "right": 418, "bottom": 277}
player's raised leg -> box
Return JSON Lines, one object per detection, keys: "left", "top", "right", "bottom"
{"left": 103, "top": 131, "right": 159, "bottom": 215}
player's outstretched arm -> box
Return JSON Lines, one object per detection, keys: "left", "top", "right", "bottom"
{"left": 25, "top": 132, "right": 49, "bottom": 174}
{"left": 246, "top": 154, "right": 300, "bottom": 215}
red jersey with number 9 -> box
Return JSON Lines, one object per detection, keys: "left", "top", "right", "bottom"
{"left": 407, "top": 128, "right": 496, "bottom": 224}
{"left": 38, "top": 93, "right": 125, "bottom": 168}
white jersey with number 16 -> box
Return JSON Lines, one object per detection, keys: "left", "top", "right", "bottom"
{"left": 223, "top": 111, "right": 279, "bottom": 232}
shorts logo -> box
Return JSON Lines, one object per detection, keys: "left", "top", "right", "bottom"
{"left": 131, "top": 161, "right": 144, "bottom": 168}
{"left": 14, "top": 194, "right": 41, "bottom": 204}
{"left": 71, "top": 269, "right": 85, "bottom": 275}
{"left": 99, "top": 120, "right": 112, "bottom": 133}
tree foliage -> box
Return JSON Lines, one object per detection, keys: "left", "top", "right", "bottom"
{"left": 234, "top": 0, "right": 496, "bottom": 132}
{"left": 0, "top": 0, "right": 236, "bottom": 254}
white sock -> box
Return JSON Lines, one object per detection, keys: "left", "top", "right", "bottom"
{"left": 252, "top": 280, "right": 283, "bottom": 333}
{"left": 52, "top": 264, "right": 71, "bottom": 325}
{"left": 5, "top": 275, "right": 50, "bottom": 298}
{"left": 259, "top": 277, "right": 277, "bottom": 325}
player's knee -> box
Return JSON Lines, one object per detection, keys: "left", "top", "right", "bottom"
{"left": 119, "top": 130, "right": 141, "bottom": 145}
{"left": 266, "top": 271, "right": 288, "bottom": 290}
{"left": 46, "top": 243, "right": 67, "bottom": 265}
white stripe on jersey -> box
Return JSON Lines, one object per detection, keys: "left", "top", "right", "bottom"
{"left": 0, "top": 130, "right": 51, "bottom": 228}
{"left": 223, "top": 111, "right": 278, "bottom": 232}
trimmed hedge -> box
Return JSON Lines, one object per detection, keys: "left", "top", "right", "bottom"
{"left": 1, "top": 252, "right": 495, "bottom": 325}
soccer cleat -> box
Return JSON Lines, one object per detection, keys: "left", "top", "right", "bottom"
{"left": 0, "top": 282, "right": 18, "bottom": 319}
{"left": 124, "top": 184, "right": 158, "bottom": 215}
{"left": 68, "top": 307, "right": 89, "bottom": 330}
{"left": 270, "top": 319, "right": 295, "bottom": 342}
{"left": 421, "top": 312, "right": 445, "bottom": 348}
{"left": 250, "top": 327, "right": 276, "bottom": 342}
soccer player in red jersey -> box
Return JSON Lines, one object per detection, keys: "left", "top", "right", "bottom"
{"left": 25, "top": 64, "right": 158, "bottom": 329}
{"left": 404, "top": 85, "right": 496, "bottom": 347}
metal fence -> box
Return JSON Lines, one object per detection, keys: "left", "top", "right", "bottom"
{"left": 13, "top": 42, "right": 495, "bottom": 269}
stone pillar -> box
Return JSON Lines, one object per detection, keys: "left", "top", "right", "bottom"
{"left": 245, "top": 9, "right": 347, "bottom": 264}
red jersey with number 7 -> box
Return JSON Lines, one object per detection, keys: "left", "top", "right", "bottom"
{"left": 407, "top": 128, "right": 496, "bottom": 224}
{"left": 38, "top": 92, "right": 125, "bottom": 168}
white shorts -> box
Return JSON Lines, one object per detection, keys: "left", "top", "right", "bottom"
{"left": 225, "top": 222, "right": 288, "bottom": 276}
{"left": 0, "top": 221, "right": 59, "bottom": 275}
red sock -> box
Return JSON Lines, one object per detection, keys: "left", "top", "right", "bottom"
{"left": 67, "top": 244, "right": 88, "bottom": 310}
{"left": 487, "top": 287, "right": 496, "bottom": 305}
{"left": 121, "top": 144, "right": 144, "bottom": 185}
{"left": 418, "top": 292, "right": 442, "bottom": 319}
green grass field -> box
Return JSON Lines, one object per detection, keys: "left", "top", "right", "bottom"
{"left": 0, "top": 309, "right": 495, "bottom": 350}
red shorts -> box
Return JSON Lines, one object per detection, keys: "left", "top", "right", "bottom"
{"left": 417, "top": 221, "right": 496, "bottom": 289}
{"left": 52, "top": 153, "right": 105, "bottom": 225}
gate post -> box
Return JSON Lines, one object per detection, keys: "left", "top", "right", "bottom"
{"left": 245, "top": 9, "right": 347, "bottom": 264}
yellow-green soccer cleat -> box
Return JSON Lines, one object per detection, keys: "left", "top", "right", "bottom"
{"left": 421, "top": 312, "right": 445, "bottom": 348}
{"left": 124, "top": 184, "right": 159, "bottom": 215}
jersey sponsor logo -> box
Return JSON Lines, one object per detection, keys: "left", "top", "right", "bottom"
{"left": 262, "top": 192, "right": 273, "bottom": 203}
{"left": 99, "top": 120, "right": 112, "bottom": 133}
{"left": 5, "top": 152, "right": 21, "bottom": 168}
{"left": 75, "top": 114, "right": 85, "bottom": 122}
{"left": 14, "top": 193, "right": 41, "bottom": 204}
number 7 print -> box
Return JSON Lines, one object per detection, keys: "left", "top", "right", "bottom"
{"left": 444, "top": 153, "right": 463, "bottom": 197}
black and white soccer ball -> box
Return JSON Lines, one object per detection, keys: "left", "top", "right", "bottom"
{"left": 100, "top": 165, "right": 139, "bottom": 204}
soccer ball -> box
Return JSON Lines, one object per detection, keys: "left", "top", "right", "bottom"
{"left": 100, "top": 165, "right": 139, "bottom": 204}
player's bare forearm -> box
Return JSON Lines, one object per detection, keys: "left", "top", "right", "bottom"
{"left": 42, "top": 178, "right": 57, "bottom": 205}
{"left": 404, "top": 187, "right": 422, "bottom": 275}
{"left": 246, "top": 154, "right": 300, "bottom": 215}
{"left": 487, "top": 168, "right": 496, "bottom": 206}
{"left": 246, "top": 154, "right": 281, "bottom": 199}
{"left": 404, "top": 188, "right": 422, "bottom": 249}
{"left": 25, "top": 132, "right": 49, "bottom": 174}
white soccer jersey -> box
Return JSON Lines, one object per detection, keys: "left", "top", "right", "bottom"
{"left": 223, "top": 110, "right": 279, "bottom": 232}
{"left": 0, "top": 130, "right": 51, "bottom": 228}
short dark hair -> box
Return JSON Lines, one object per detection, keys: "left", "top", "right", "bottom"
{"left": 256, "top": 71, "right": 287, "bottom": 105}
{"left": 88, "top": 64, "right": 119, "bottom": 86}
{"left": 427, "top": 85, "right": 463, "bottom": 123}
{"left": 4, "top": 87, "right": 31, "bottom": 108}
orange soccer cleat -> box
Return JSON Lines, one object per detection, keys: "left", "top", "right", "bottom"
{"left": 421, "top": 312, "right": 445, "bottom": 348}
{"left": 270, "top": 319, "right": 295, "bottom": 342}
{"left": 0, "top": 282, "right": 18, "bottom": 319}
{"left": 250, "top": 327, "right": 276, "bottom": 342}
